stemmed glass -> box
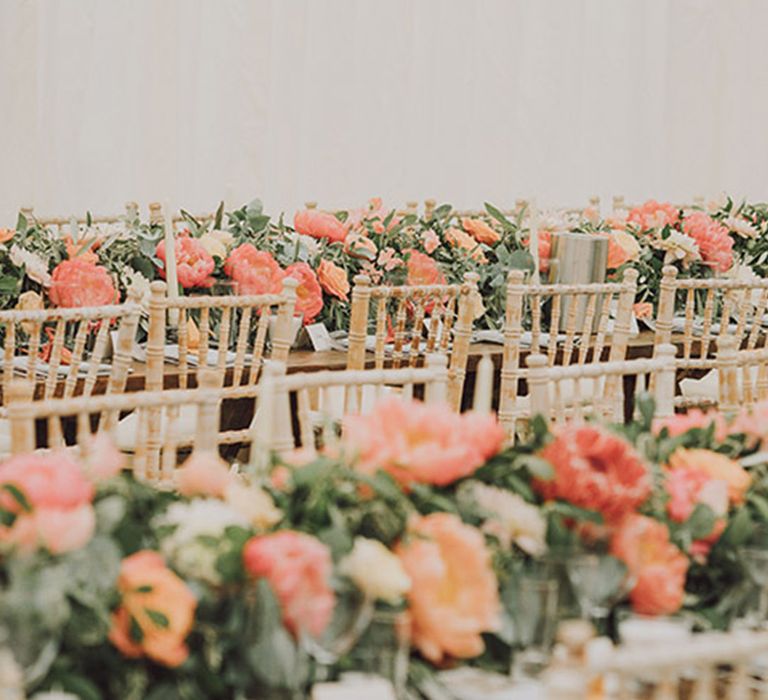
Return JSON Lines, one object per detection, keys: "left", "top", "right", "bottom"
{"left": 566, "top": 553, "right": 634, "bottom": 635}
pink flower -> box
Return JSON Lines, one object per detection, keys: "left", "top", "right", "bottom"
{"left": 536, "top": 425, "right": 651, "bottom": 523}
{"left": 343, "top": 398, "right": 505, "bottom": 489}
{"left": 406, "top": 250, "right": 445, "bottom": 286}
{"left": 682, "top": 212, "right": 734, "bottom": 273}
{"left": 611, "top": 514, "right": 688, "bottom": 616}
{"left": 176, "top": 452, "right": 235, "bottom": 499}
{"left": 284, "top": 262, "right": 324, "bottom": 324}
{"left": 81, "top": 434, "right": 126, "bottom": 481}
{"left": 730, "top": 402, "right": 768, "bottom": 449}
{"left": 346, "top": 198, "right": 399, "bottom": 234}
{"left": 396, "top": 513, "right": 500, "bottom": 662}
{"left": 49, "top": 259, "right": 117, "bottom": 307}
{"left": 294, "top": 209, "right": 349, "bottom": 243}
{"left": 243, "top": 531, "right": 334, "bottom": 638}
{"left": 652, "top": 409, "right": 727, "bottom": 441}
{"left": 421, "top": 230, "right": 440, "bottom": 254}
{"left": 377, "top": 247, "right": 404, "bottom": 271}
{"left": 627, "top": 200, "right": 680, "bottom": 231}
{"left": 156, "top": 235, "right": 215, "bottom": 289}
{"left": 525, "top": 230, "right": 552, "bottom": 274}
{"left": 224, "top": 244, "right": 285, "bottom": 296}
{"left": 5, "top": 505, "right": 95, "bottom": 555}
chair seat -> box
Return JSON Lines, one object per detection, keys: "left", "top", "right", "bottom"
{"left": 115, "top": 404, "right": 199, "bottom": 451}
{"left": 679, "top": 366, "right": 759, "bottom": 405}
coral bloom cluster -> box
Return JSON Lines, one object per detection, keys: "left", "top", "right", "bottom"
{"left": 406, "top": 250, "right": 446, "bottom": 286}
{"left": 0, "top": 453, "right": 96, "bottom": 554}
{"left": 156, "top": 235, "right": 215, "bottom": 289}
{"left": 49, "top": 259, "right": 117, "bottom": 307}
{"left": 243, "top": 530, "right": 335, "bottom": 638}
{"left": 294, "top": 209, "right": 349, "bottom": 243}
{"left": 109, "top": 551, "right": 197, "bottom": 667}
{"left": 535, "top": 425, "right": 651, "bottom": 523}
{"left": 627, "top": 200, "right": 680, "bottom": 231}
{"left": 682, "top": 212, "right": 734, "bottom": 273}
{"left": 343, "top": 398, "right": 505, "bottom": 488}
{"left": 396, "top": 513, "right": 500, "bottom": 663}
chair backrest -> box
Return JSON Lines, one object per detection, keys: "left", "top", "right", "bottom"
{"left": 498, "top": 268, "right": 638, "bottom": 439}
{"left": 20, "top": 202, "right": 138, "bottom": 238}
{"left": 253, "top": 354, "right": 450, "bottom": 459}
{"left": 147, "top": 201, "right": 214, "bottom": 228}
{"left": 578, "top": 629, "right": 768, "bottom": 700}
{"left": 346, "top": 272, "right": 479, "bottom": 411}
{"left": 0, "top": 293, "right": 142, "bottom": 411}
{"left": 145, "top": 277, "right": 298, "bottom": 393}
{"left": 524, "top": 344, "right": 676, "bottom": 428}
{"left": 5, "top": 369, "right": 221, "bottom": 485}
{"left": 654, "top": 265, "right": 768, "bottom": 370}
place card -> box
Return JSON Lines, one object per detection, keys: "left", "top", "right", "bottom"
{"left": 305, "top": 322, "right": 333, "bottom": 351}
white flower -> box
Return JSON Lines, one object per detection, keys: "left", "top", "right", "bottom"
{"left": 298, "top": 233, "right": 321, "bottom": 258}
{"left": 209, "top": 229, "right": 234, "bottom": 248}
{"left": 123, "top": 267, "right": 152, "bottom": 311}
{"left": 339, "top": 537, "right": 411, "bottom": 604}
{"left": 224, "top": 481, "right": 282, "bottom": 530}
{"left": 728, "top": 263, "right": 763, "bottom": 307}
{"left": 697, "top": 480, "right": 728, "bottom": 518}
{"left": 9, "top": 244, "right": 51, "bottom": 286}
{"left": 724, "top": 216, "right": 760, "bottom": 239}
{"left": 653, "top": 231, "right": 700, "bottom": 268}
{"left": 199, "top": 232, "right": 228, "bottom": 259}
{"left": 465, "top": 481, "right": 547, "bottom": 556}
{"left": 154, "top": 499, "right": 248, "bottom": 584}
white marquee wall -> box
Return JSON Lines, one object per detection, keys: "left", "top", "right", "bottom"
{"left": 2, "top": 0, "right": 768, "bottom": 223}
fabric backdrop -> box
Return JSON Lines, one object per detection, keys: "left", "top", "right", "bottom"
{"left": 2, "top": 0, "right": 768, "bottom": 224}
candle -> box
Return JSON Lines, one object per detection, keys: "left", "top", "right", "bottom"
{"left": 473, "top": 354, "right": 494, "bottom": 413}
{"left": 163, "top": 203, "right": 180, "bottom": 327}
{"left": 529, "top": 198, "right": 540, "bottom": 284}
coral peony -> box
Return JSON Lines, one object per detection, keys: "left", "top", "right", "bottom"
{"left": 243, "top": 531, "right": 334, "bottom": 638}
{"left": 667, "top": 448, "right": 750, "bottom": 505}
{"left": 156, "top": 235, "right": 215, "bottom": 289}
{"left": 316, "top": 259, "right": 350, "bottom": 301}
{"left": 224, "top": 244, "right": 285, "bottom": 296}
{"left": 176, "top": 452, "right": 235, "bottom": 499}
{"left": 49, "top": 259, "right": 116, "bottom": 307}
{"left": 109, "top": 551, "right": 196, "bottom": 667}
{"left": 445, "top": 227, "right": 487, "bottom": 263}
{"left": 462, "top": 218, "right": 500, "bottom": 245}
{"left": 606, "top": 231, "right": 640, "bottom": 269}
{"left": 406, "top": 250, "right": 445, "bottom": 286}
{"left": 285, "top": 262, "right": 324, "bottom": 324}
{"left": 0, "top": 453, "right": 96, "bottom": 554}
{"left": 396, "top": 513, "right": 500, "bottom": 662}
{"left": 294, "top": 209, "right": 348, "bottom": 243}
{"left": 343, "top": 398, "right": 504, "bottom": 488}
{"left": 665, "top": 466, "right": 728, "bottom": 523}
{"left": 611, "top": 514, "right": 688, "bottom": 616}
{"left": 682, "top": 212, "right": 734, "bottom": 273}
{"left": 627, "top": 200, "right": 680, "bottom": 231}
{"left": 536, "top": 425, "right": 651, "bottom": 522}
{"left": 652, "top": 408, "right": 727, "bottom": 441}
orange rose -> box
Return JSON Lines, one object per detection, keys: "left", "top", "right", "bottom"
{"left": 611, "top": 514, "right": 688, "bottom": 616}
{"left": 317, "top": 259, "right": 350, "bottom": 301}
{"left": 667, "top": 448, "right": 750, "bottom": 505}
{"left": 446, "top": 227, "right": 487, "bottom": 263}
{"left": 396, "top": 513, "right": 500, "bottom": 662}
{"left": 462, "top": 218, "right": 500, "bottom": 245}
{"left": 285, "top": 262, "right": 323, "bottom": 324}
{"left": 406, "top": 250, "right": 445, "bottom": 286}
{"left": 109, "top": 551, "right": 196, "bottom": 667}
{"left": 0, "top": 228, "right": 16, "bottom": 243}
{"left": 48, "top": 259, "right": 117, "bottom": 307}
{"left": 343, "top": 234, "right": 377, "bottom": 261}
{"left": 606, "top": 231, "right": 640, "bottom": 269}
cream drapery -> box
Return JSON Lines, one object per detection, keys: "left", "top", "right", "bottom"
{"left": 1, "top": 0, "right": 767, "bottom": 223}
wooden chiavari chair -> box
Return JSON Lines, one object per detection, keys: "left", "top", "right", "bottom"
{"left": 497, "top": 268, "right": 639, "bottom": 441}
{"left": 653, "top": 265, "right": 768, "bottom": 409}
{"left": 5, "top": 369, "right": 221, "bottom": 486}
{"left": 252, "top": 354, "right": 449, "bottom": 459}
{"left": 0, "top": 295, "right": 142, "bottom": 455}
{"left": 346, "top": 272, "right": 480, "bottom": 411}
{"left": 523, "top": 344, "right": 676, "bottom": 428}
{"left": 19, "top": 202, "right": 139, "bottom": 239}
{"left": 147, "top": 202, "right": 215, "bottom": 229}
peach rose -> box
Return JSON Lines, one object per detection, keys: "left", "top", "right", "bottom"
{"left": 611, "top": 514, "right": 688, "bottom": 616}
{"left": 0, "top": 228, "right": 15, "bottom": 243}
{"left": 109, "top": 551, "right": 196, "bottom": 667}
{"left": 396, "top": 513, "right": 500, "bottom": 662}
{"left": 446, "top": 227, "right": 487, "bottom": 263}
{"left": 343, "top": 398, "right": 504, "bottom": 488}
{"left": 667, "top": 448, "right": 750, "bottom": 505}
{"left": 606, "top": 231, "right": 640, "bottom": 269}
{"left": 49, "top": 259, "right": 117, "bottom": 307}
{"left": 316, "top": 259, "right": 350, "bottom": 301}
{"left": 285, "top": 262, "right": 323, "bottom": 324}
{"left": 81, "top": 433, "right": 126, "bottom": 481}
{"left": 176, "top": 452, "right": 235, "bottom": 498}
{"left": 224, "top": 244, "right": 285, "bottom": 296}
{"left": 243, "top": 531, "right": 334, "bottom": 638}
{"left": 344, "top": 233, "right": 378, "bottom": 261}
{"left": 16, "top": 290, "right": 44, "bottom": 334}
{"left": 294, "top": 209, "right": 349, "bottom": 243}
{"left": 406, "top": 250, "right": 445, "bottom": 286}
{"left": 462, "top": 218, "right": 500, "bottom": 245}
{"left": 156, "top": 236, "right": 215, "bottom": 289}
{"left": 652, "top": 409, "right": 727, "bottom": 441}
